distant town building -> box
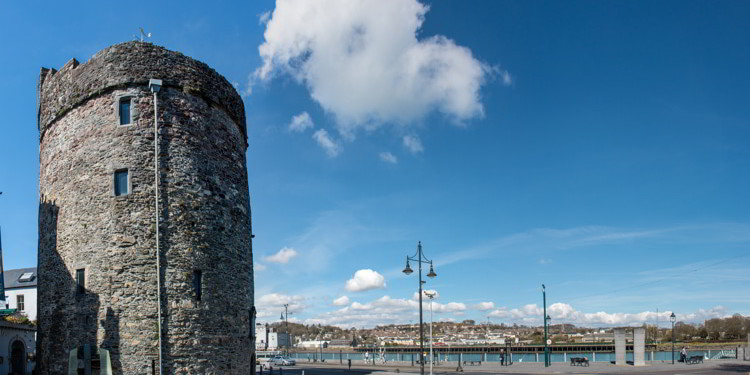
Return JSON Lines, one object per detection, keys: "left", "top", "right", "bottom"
{"left": 269, "top": 331, "right": 293, "bottom": 349}
{"left": 297, "top": 340, "right": 328, "bottom": 349}
{"left": 3, "top": 267, "right": 37, "bottom": 321}
{"left": 255, "top": 324, "right": 293, "bottom": 350}
{"left": 328, "top": 338, "right": 356, "bottom": 348}
{"left": 256, "top": 324, "right": 269, "bottom": 350}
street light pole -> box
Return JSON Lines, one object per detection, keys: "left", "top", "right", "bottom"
{"left": 543, "top": 284, "right": 549, "bottom": 367}
{"left": 281, "top": 304, "right": 290, "bottom": 353}
{"left": 403, "top": 241, "right": 437, "bottom": 375}
{"left": 149, "top": 78, "right": 163, "bottom": 375}
{"left": 425, "top": 291, "right": 437, "bottom": 375}
{"left": 670, "top": 312, "right": 676, "bottom": 364}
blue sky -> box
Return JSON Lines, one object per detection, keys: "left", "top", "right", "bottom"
{"left": 1, "top": 0, "right": 749, "bottom": 328}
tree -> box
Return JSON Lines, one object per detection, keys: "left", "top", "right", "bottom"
{"left": 725, "top": 314, "right": 744, "bottom": 339}
{"left": 674, "top": 322, "right": 697, "bottom": 340}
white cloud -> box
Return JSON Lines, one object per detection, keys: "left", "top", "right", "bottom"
{"left": 303, "top": 294, "right": 467, "bottom": 327}
{"left": 402, "top": 135, "right": 424, "bottom": 154}
{"left": 253, "top": 0, "right": 495, "bottom": 138}
{"left": 475, "top": 302, "right": 495, "bottom": 311}
{"left": 264, "top": 247, "right": 299, "bottom": 264}
{"left": 499, "top": 69, "right": 512, "bottom": 86}
{"left": 256, "top": 293, "right": 306, "bottom": 320}
{"left": 379, "top": 152, "right": 398, "bottom": 164}
{"left": 488, "top": 303, "right": 729, "bottom": 327}
{"left": 255, "top": 263, "right": 267, "bottom": 271}
{"left": 313, "top": 129, "right": 342, "bottom": 157}
{"left": 345, "top": 269, "right": 386, "bottom": 292}
{"left": 333, "top": 296, "right": 350, "bottom": 306}
{"left": 288, "top": 111, "right": 315, "bottom": 132}
{"left": 259, "top": 10, "right": 272, "bottom": 25}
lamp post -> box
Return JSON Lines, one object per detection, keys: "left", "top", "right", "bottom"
{"left": 545, "top": 315, "right": 551, "bottom": 365}
{"left": 425, "top": 291, "right": 437, "bottom": 375}
{"left": 542, "top": 284, "right": 549, "bottom": 367}
{"left": 403, "top": 241, "right": 437, "bottom": 375}
{"left": 148, "top": 78, "right": 164, "bottom": 375}
{"left": 670, "top": 312, "right": 676, "bottom": 364}
{"left": 281, "top": 304, "right": 290, "bottom": 354}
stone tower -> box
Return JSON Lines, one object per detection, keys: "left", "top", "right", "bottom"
{"left": 36, "top": 42, "right": 254, "bottom": 374}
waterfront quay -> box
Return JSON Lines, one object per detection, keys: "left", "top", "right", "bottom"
{"left": 290, "top": 343, "right": 735, "bottom": 364}
{"left": 261, "top": 360, "right": 750, "bottom": 375}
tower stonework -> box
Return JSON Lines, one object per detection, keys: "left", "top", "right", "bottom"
{"left": 37, "top": 42, "right": 254, "bottom": 374}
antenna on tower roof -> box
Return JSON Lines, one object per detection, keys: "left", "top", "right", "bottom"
{"left": 138, "top": 27, "right": 152, "bottom": 42}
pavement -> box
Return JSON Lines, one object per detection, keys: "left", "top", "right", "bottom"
{"left": 258, "top": 360, "right": 750, "bottom": 375}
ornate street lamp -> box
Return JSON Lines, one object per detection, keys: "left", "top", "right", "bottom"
{"left": 403, "top": 241, "right": 437, "bottom": 375}
{"left": 670, "top": 312, "right": 676, "bottom": 364}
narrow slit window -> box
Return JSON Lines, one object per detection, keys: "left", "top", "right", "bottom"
{"left": 76, "top": 268, "right": 85, "bottom": 295}
{"left": 193, "top": 270, "right": 202, "bottom": 301}
{"left": 119, "top": 98, "right": 131, "bottom": 125}
{"left": 114, "top": 169, "right": 129, "bottom": 196}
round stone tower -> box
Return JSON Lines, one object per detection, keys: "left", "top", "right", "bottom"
{"left": 36, "top": 42, "right": 254, "bottom": 374}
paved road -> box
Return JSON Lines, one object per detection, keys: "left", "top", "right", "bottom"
{"left": 257, "top": 361, "right": 750, "bottom": 375}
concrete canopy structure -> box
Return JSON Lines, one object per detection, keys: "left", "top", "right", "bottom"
{"left": 36, "top": 42, "right": 254, "bottom": 374}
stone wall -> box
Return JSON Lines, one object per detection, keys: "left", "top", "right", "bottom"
{"left": 37, "top": 42, "right": 247, "bottom": 145}
{"left": 37, "top": 42, "right": 254, "bottom": 375}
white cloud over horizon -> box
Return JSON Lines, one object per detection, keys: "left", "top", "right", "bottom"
{"left": 345, "top": 269, "right": 387, "bottom": 292}
{"left": 264, "top": 247, "right": 299, "bottom": 264}
{"left": 487, "top": 303, "right": 730, "bottom": 327}
{"left": 294, "top": 296, "right": 734, "bottom": 328}
{"left": 256, "top": 293, "right": 306, "bottom": 318}
{"left": 475, "top": 302, "right": 495, "bottom": 311}
{"left": 252, "top": 0, "right": 499, "bottom": 140}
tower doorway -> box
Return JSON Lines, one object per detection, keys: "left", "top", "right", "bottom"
{"left": 10, "top": 340, "right": 26, "bottom": 375}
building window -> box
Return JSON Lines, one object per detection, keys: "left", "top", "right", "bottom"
{"left": 16, "top": 295, "right": 24, "bottom": 311}
{"left": 76, "top": 268, "right": 85, "bottom": 295}
{"left": 193, "top": 270, "right": 202, "bottom": 301}
{"left": 114, "top": 169, "right": 129, "bottom": 196}
{"left": 119, "top": 98, "right": 131, "bottom": 125}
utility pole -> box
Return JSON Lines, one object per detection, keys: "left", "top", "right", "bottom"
{"left": 281, "top": 304, "right": 291, "bottom": 353}
{"left": 543, "top": 284, "right": 549, "bottom": 367}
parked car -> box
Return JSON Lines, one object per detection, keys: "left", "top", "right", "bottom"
{"left": 271, "top": 356, "right": 296, "bottom": 366}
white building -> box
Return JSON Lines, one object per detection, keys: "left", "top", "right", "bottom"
{"left": 0, "top": 320, "right": 36, "bottom": 374}
{"left": 268, "top": 331, "right": 292, "bottom": 349}
{"left": 297, "top": 340, "right": 328, "bottom": 348}
{"left": 255, "top": 323, "right": 268, "bottom": 350}
{"left": 3, "top": 267, "right": 37, "bottom": 321}
{"left": 255, "top": 324, "right": 292, "bottom": 350}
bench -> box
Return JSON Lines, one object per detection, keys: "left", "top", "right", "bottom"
{"left": 462, "top": 360, "right": 481, "bottom": 366}
{"left": 570, "top": 357, "right": 589, "bottom": 366}
{"left": 686, "top": 355, "right": 704, "bottom": 365}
